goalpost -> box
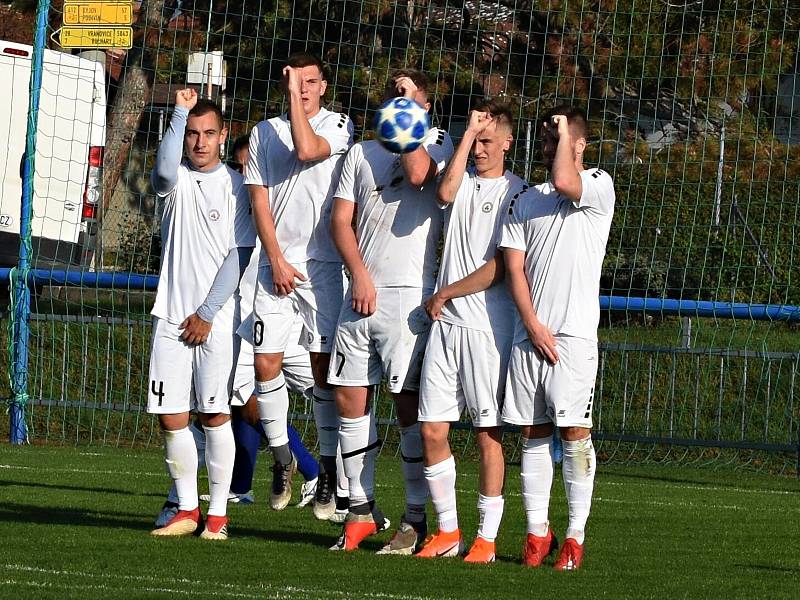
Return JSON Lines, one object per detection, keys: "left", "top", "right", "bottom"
{"left": 2, "top": 0, "right": 799, "bottom": 473}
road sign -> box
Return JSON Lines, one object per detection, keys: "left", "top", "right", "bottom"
{"left": 57, "top": 26, "right": 132, "bottom": 49}
{"left": 64, "top": 2, "right": 133, "bottom": 26}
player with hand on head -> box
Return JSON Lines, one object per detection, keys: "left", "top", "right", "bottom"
{"left": 246, "top": 52, "right": 354, "bottom": 514}
{"left": 416, "top": 101, "right": 527, "bottom": 563}
{"left": 499, "top": 106, "right": 615, "bottom": 569}
{"left": 327, "top": 70, "right": 454, "bottom": 553}
{"left": 148, "top": 89, "right": 254, "bottom": 540}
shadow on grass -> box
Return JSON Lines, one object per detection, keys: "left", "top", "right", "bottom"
{"left": 0, "top": 478, "right": 164, "bottom": 498}
{"left": 602, "top": 469, "right": 800, "bottom": 493}
{"left": 0, "top": 501, "right": 152, "bottom": 531}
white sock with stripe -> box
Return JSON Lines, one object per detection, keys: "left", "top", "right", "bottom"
{"left": 424, "top": 455, "right": 458, "bottom": 533}
{"left": 521, "top": 436, "right": 553, "bottom": 537}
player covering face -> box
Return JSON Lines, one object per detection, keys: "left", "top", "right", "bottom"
{"left": 499, "top": 106, "right": 615, "bottom": 569}
{"left": 246, "top": 52, "right": 354, "bottom": 516}
{"left": 327, "top": 70, "right": 455, "bottom": 554}
{"left": 416, "top": 102, "right": 526, "bottom": 563}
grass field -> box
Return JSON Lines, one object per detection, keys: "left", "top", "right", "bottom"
{"left": 0, "top": 445, "right": 798, "bottom": 599}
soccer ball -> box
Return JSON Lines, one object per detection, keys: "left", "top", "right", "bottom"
{"left": 373, "top": 97, "right": 430, "bottom": 153}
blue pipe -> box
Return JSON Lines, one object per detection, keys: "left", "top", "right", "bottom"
{"left": 9, "top": 0, "right": 52, "bottom": 445}
{"left": 2, "top": 268, "right": 799, "bottom": 322}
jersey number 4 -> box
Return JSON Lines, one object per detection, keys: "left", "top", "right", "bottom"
{"left": 151, "top": 380, "right": 165, "bottom": 406}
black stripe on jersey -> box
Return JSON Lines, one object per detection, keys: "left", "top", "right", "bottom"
{"left": 435, "top": 130, "right": 445, "bottom": 145}
{"left": 337, "top": 114, "right": 347, "bottom": 128}
{"left": 591, "top": 168, "right": 605, "bottom": 179}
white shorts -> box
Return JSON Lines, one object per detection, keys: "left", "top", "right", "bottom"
{"left": 418, "top": 320, "right": 512, "bottom": 428}
{"left": 231, "top": 316, "right": 314, "bottom": 406}
{"left": 252, "top": 259, "right": 345, "bottom": 354}
{"left": 147, "top": 317, "right": 236, "bottom": 415}
{"left": 503, "top": 335, "right": 598, "bottom": 429}
{"left": 328, "top": 287, "right": 432, "bottom": 394}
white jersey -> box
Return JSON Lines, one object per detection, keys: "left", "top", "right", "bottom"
{"left": 499, "top": 167, "right": 615, "bottom": 342}
{"left": 245, "top": 108, "right": 354, "bottom": 265}
{"left": 334, "top": 128, "right": 454, "bottom": 289}
{"left": 151, "top": 162, "right": 253, "bottom": 330}
{"left": 438, "top": 168, "right": 527, "bottom": 336}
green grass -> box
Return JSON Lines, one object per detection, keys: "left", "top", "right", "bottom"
{"left": 0, "top": 445, "right": 798, "bottom": 599}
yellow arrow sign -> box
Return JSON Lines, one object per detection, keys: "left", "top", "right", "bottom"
{"left": 57, "top": 26, "right": 133, "bottom": 49}
{"left": 64, "top": 2, "right": 133, "bottom": 26}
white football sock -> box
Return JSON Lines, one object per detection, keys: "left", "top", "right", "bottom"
{"left": 313, "top": 385, "right": 340, "bottom": 457}
{"left": 166, "top": 421, "right": 206, "bottom": 504}
{"left": 257, "top": 373, "right": 289, "bottom": 447}
{"left": 189, "top": 421, "right": 207, "bottom": 470}
{"left": 339, "top": 413, "right": 378, "bottom": 506}
{"left": 203, "top": 421, "right": 236, "bottom": 517}
{"left": 521, "top": 436, "right": 554, "bottom": 537}
{"left": 476, "top": 494, "right": 504, "bottom": 542}
{"left": 562, "top": 436, "right": 596, "bottom": 545}
{"left": 424, "top": 455, "right": 458, "bottom": 532}
{"left": 163, "top": 427, "right": 198, "bottom": 511}
{"left": 400, "top": 423, "right": 428, "bottom": 521}
{"left": 336, "top": 446, "right": 349, "bottom": 497}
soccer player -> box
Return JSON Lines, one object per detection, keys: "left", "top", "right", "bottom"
{"left": 499, "top": 106, "right": 615, "bottom": 570}
{"left": 328, "top": 70, "right": 454, "bottom": 553}
{"left": 246, "top": 52, "right": 353, "bottom": 514}
{"left": 147, "top": 89, "right": 252, "bottom": 540}
{"left": 416, "top": 101, "right": 527, "bottom": 563}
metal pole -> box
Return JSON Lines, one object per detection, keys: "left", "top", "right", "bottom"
{"left": 11, "top": 0, "right": 52, "bottom": 444}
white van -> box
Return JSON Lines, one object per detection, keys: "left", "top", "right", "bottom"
{"left": 0, "top": 41, "right": 106, "bottom": 269}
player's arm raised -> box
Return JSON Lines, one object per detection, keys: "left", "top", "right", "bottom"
{"left": 331, "top": 198, "right": 375, "bottom": 316}
{"left": 548, "top": 114, "right": 583, "bottom": 203}
{"left": 437, "top": 110, "right": 493, "bottom": 204}
{"left": 394, "top": 76, "right": 438, "bottom": 187}
{"left": 285, "top": 66, "right": 332, "bottom": 162}
{"left": 425, "top": 251, "right": 505, "bottom": 320}
{"left": 152, "top": 89, "right": 197, "bottom": 195}
{"left": 504, "top": 248, "right": 559, "bottom": 364}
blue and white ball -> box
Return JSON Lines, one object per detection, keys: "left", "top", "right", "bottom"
{"left": 373, "top": 97, "right": 430, "bottom": 153}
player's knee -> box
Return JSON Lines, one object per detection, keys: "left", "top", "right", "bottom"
{"left": 198, "top": 412, "right": 230, "bottom": 428}
{"left": 524, "top": 422, "right": 554, "bottom": 439}
{"left": 159, "top": 412, "right": 190, "bottom": 431}
{"left": 475, "top": 427, "right": 503, "bottom": 453}
{"left": 420, "top": 422, "right": 449, "bottom": 450}
{"left": 254, "top": 353, "right": 282, "bottom": 381}
{"left": 560, "top": 426, "right": 591, "bottom": 442}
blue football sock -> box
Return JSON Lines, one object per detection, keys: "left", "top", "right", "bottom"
{"left": 288, "top": 424, "right": 319, "bottom": 481}
{"left": 230, "top": 417, "right": 261, "bottom": 495}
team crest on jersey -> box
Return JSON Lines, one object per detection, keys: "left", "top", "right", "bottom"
{"left": 209, "top": 209, "right": 221, "bottom": 221}
{"left": 481, "top": 201, "right": 493, "bottom": 213}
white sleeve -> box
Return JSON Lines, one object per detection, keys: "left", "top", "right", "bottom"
{"left": 423, "top": 129, "right": 455, "bottom": 175}
{"left": 319, "top": 113, "right": 354, "bottom": 157}
{"left": 333, "top": 144, "right": 360, "bottom": 203}
{"left": 498, "top": 189, "right": 530, "bottom": 252}
{"left": 230, "top": 178, "right": 257, "bottom": 250}
{"left": 577, "top": 168, "right": 615, "bottom": 214}
{"left": 244, "top": 123, "right": 269, "bottom": 186}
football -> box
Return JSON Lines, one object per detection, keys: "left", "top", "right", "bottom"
{"left": 373, "top": 96, "right": 430, "bottom": 153}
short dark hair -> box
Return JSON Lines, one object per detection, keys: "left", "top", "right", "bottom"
{"left": 385, "top": 69, "right": 432, "bottom": 97}
{"left": 472, "top": 99, "right": 514, "bottom": 131}
{"left": 286, "top": 52, "right": 327, "bottom": 80}
{"left": 540, "top": 105, "right": 588, "bottom": 139}
{"left": 231, "top": 133, "right": 250, "bottom": 157}
{"left": 188, "top": 99, "right": 224, "bottom": 130}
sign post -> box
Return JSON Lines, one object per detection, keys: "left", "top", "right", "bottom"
{"left": 54, "top": 1, "right": 134, "bottom": 49}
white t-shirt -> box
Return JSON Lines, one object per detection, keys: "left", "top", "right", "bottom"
{"left": 245, "top": 108, "right": 354, "bottom": 265}
{"left": 499, "top": 167, "right": 615, "bottom": 343}
{"left": 334, "top": 128, "right": 454, "bottom": 289}
{"left": 152, "top": 162, "right": 253, "bottom": 331}
{"left": 438, "top": 168, "right": 527, "bottom": 336}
